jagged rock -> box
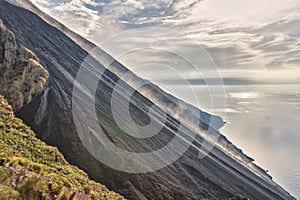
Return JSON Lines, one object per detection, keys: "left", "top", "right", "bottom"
{"left": 0, "top": 20, "right": 48, "bottom": 110}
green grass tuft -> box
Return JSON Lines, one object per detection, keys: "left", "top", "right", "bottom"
{"left": 0, "top": 96, "right": 125, "bottom": 200}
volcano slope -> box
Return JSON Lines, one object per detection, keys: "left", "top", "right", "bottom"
{"left": 0, "top": 0, "right": 295, "bottom": 199}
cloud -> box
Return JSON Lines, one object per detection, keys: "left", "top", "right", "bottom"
{"left": 31, "top": 0, "right": 103, "bottom": 37}
{"left": 30, "top": 0, "right": 300, "bottom": 82}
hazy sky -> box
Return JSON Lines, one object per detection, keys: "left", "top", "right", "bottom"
{"left": 31, "top": 0, "right": 300, "bottom": 83}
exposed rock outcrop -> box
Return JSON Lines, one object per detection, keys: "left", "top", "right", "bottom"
{"left": 0, "top": 19, "right": 48, "bottom": 110}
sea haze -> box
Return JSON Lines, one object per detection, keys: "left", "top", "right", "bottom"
{"left": 152, "top": 83, "right": 300, "bottom": 199}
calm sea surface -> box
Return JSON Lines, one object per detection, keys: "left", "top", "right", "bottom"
{"left": 162, "top": 84, "right": 300, "bottom": 199}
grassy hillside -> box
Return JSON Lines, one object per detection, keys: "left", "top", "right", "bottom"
{"left": 0, "top": 95, "right": 124, "bottom": 200}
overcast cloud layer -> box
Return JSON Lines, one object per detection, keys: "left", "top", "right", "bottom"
{"left": 31, "top": 0, "right": 300, "bottom": 83}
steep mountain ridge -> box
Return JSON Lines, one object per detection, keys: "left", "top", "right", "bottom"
{"left": 5, "top": 0, "right": 95, "bottom": 52}
{"left": 0, "top": 0, "right": 295, "bottom": 199}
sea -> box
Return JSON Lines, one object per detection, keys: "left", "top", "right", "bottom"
{"left": 163, "top": 84, "right": 300, "bottom": 199}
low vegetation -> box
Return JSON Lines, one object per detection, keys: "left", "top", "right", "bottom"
{"left": 0, "top": 95, "right": 124, "bottom": 200}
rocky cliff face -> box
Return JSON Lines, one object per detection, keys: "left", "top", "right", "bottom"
{"left": 0, "top": 1, "right": 295, "bottom": 200}
{"left": 0, "top": 19, "right": 48, "bottom": 110}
